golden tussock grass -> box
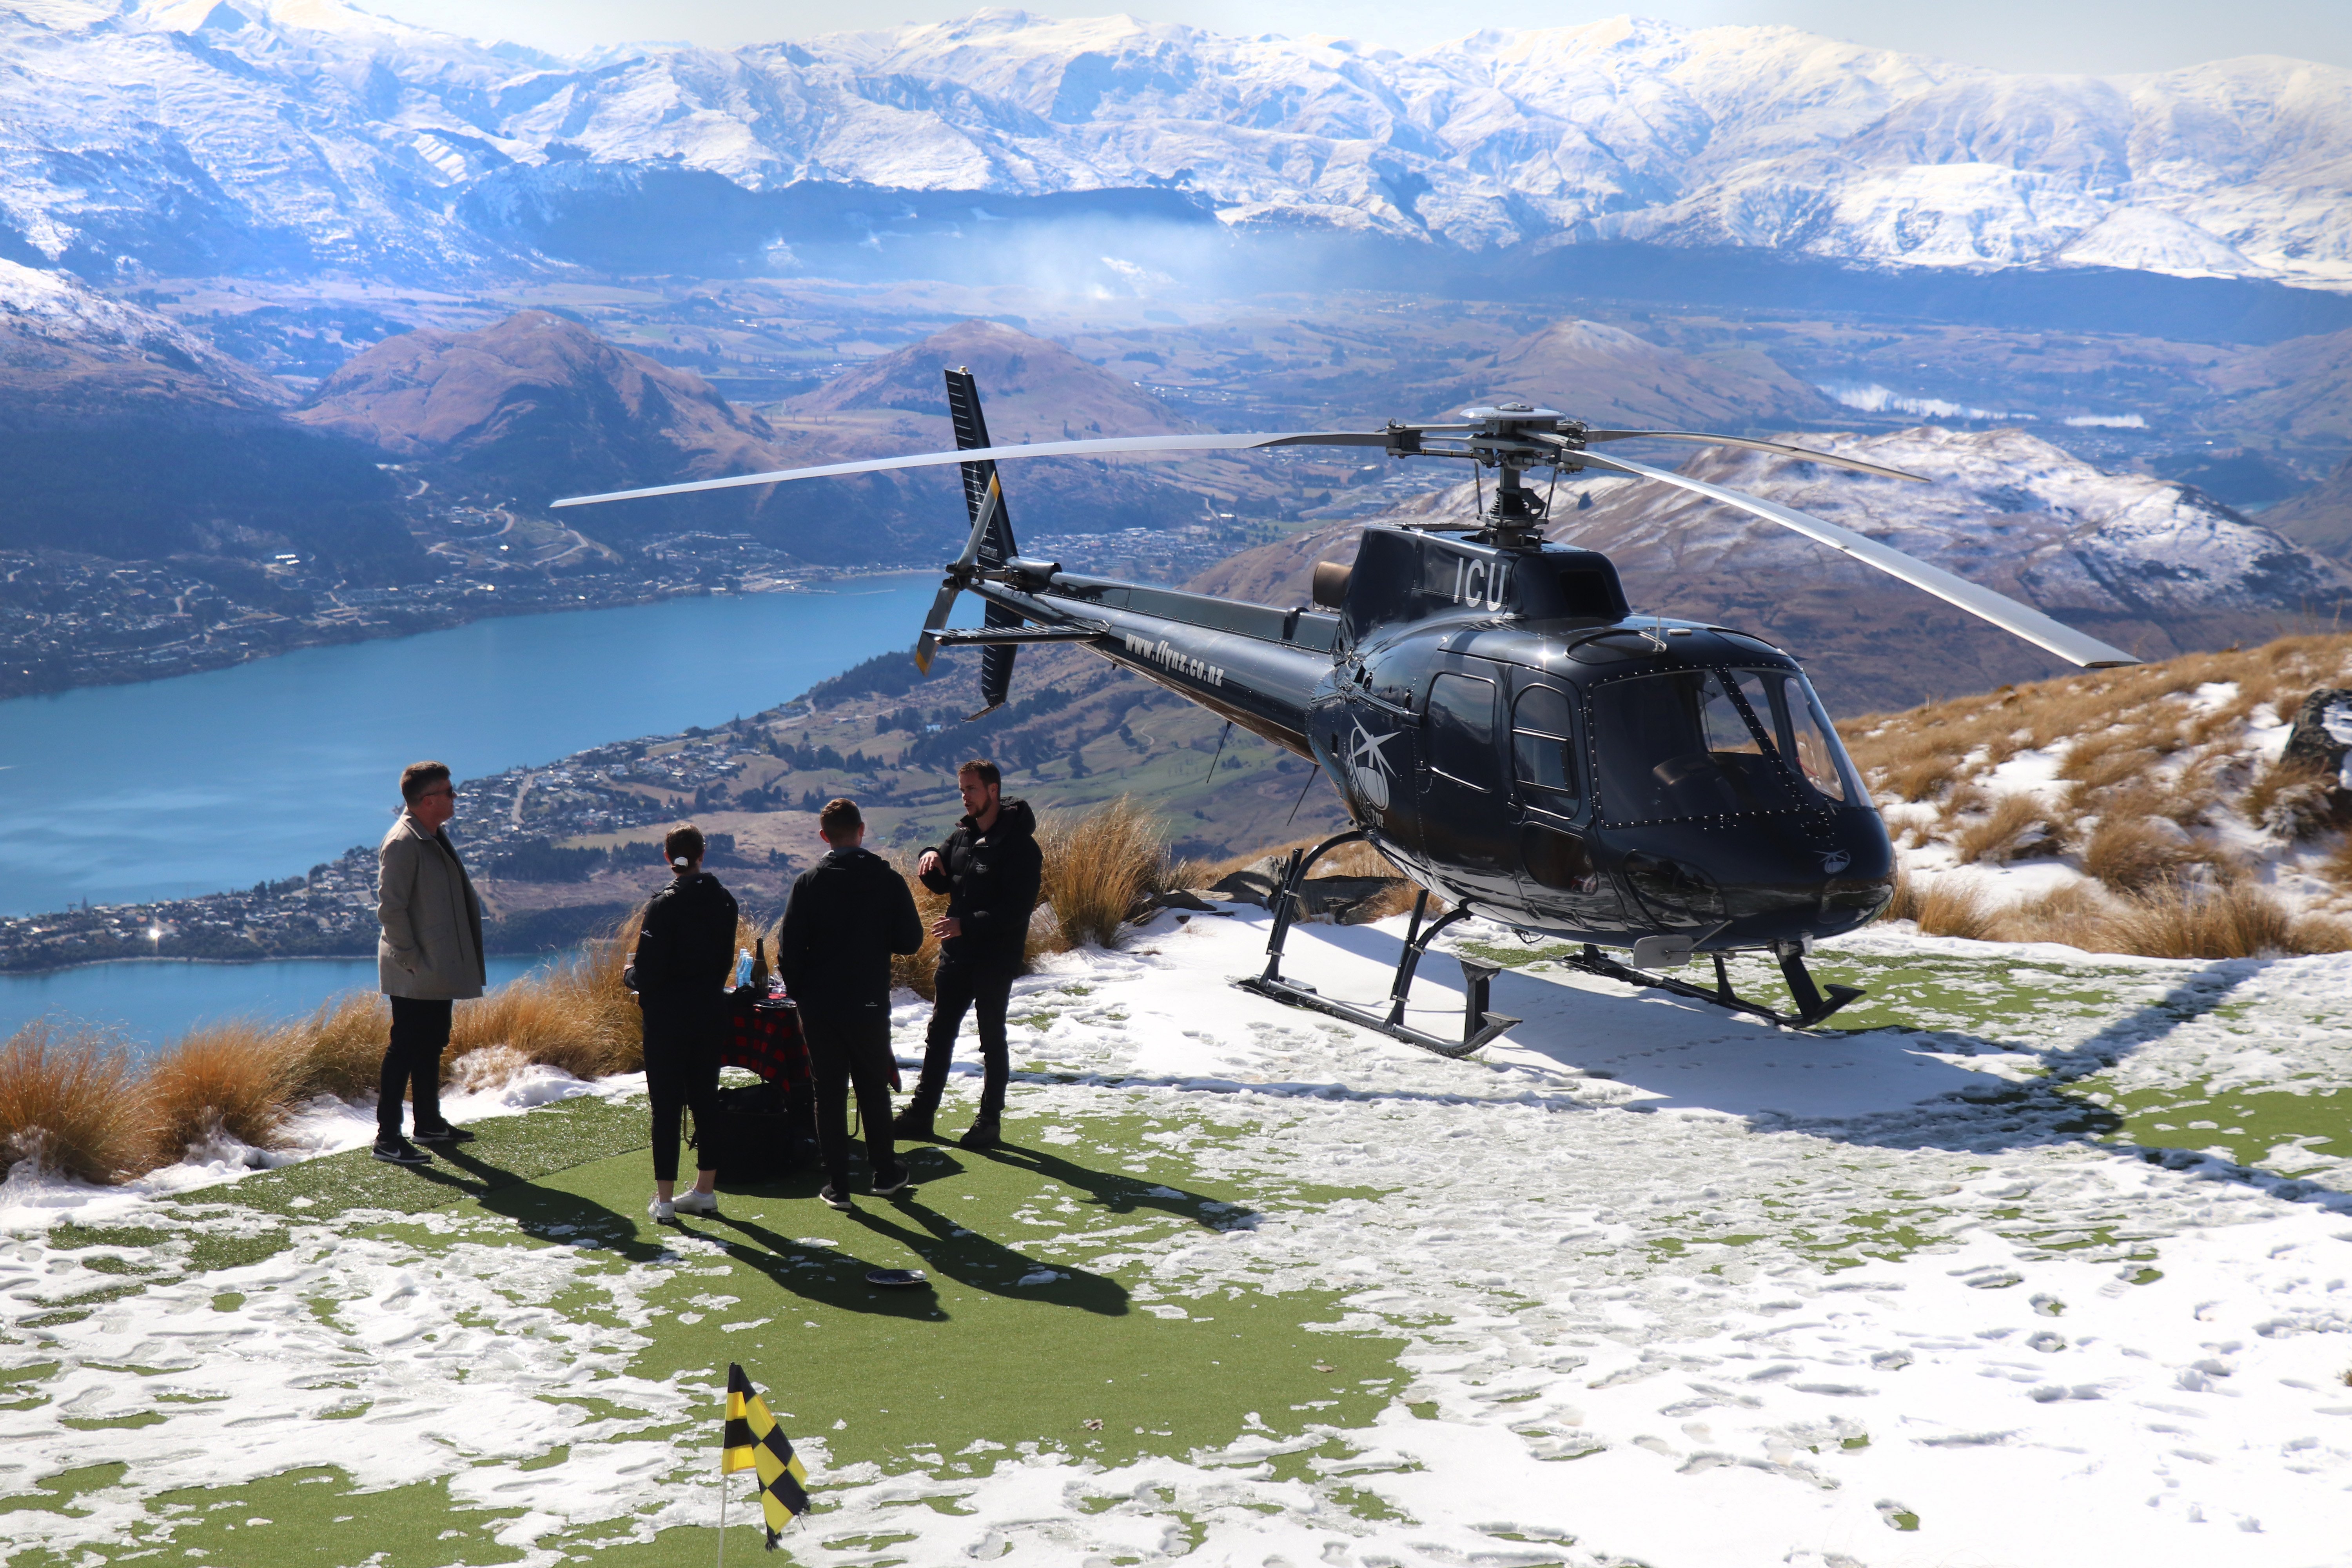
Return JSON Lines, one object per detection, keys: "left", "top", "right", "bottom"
{"left": 144, "top": 1019, "right": 302, "bottom": 1160}
{"left": 1039, "top": 795, "right": 1170, "bottom": 951}
{"left": 2102, "top": 881, "right": 2352, "bottom": 960}
{"left": 1982, "top": 882, "right": 2114, "bottom": 946}
{"left": 1952, "top": 793, "right": 2064, "bottom": 866}
{"left": 0, "top": 1024, "right": 155, "bottom": 1184}
{"left": 286, "top": 991, "right": 388, "bottom": 1100}
{"left": 887, "top": 853, "right": 951, "bottom": 1000}
{"left": 1890, "top": 866, "right": 2352, "bottom": 958}
{"left": 2082, "top": 817, "right": 2210, "bottom": 893}
{"left": 2243, "top": 758, "right": 2350, "bottom": 840}
{"left": 451, "top": 948, "right": 642, "bottom": 1083}
{"left": 1882, "top": 879, "right": 1994, "bottom": 940}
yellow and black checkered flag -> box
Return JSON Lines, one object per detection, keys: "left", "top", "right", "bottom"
{"left": 722, "top": 1363, "right": 810, "bottom": 1549}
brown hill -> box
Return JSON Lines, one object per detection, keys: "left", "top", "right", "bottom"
{"left": 777, "top": 320, "right": 1223, "bottom": 546}
{"left": 2203, "top": 327, "right": 2352, "bottom": 448}
{"left": 0, "top": 262, "right": 418, "bottom": 573}
{"left": 293, "top": 309, "right": 798, "bottom": 506}
{"left": 1427, "top": 318, "right": 1833, "bottom": 428}
{"left": 289, "top": 309, "right": 992, "bottom": 563}
{"left": 1839, "top": 632, "right": 2352, "bottom": 956}
{"left": 785, "top": 318, "right": 1192, "bottom": 439}
{"left": 2259, "top": 454, "right": 2352, "bottom": 559}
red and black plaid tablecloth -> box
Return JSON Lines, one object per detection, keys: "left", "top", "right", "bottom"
{"left": 718, "top": 989, "right": 811, "bottom": 1091}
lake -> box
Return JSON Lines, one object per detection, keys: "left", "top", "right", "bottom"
{"left": 0, "top": 954, "right": 559, "bottom": 1056}
{"left": 0, "top": 579, "right": 964, "bottom": 1050}
{"left": 0, "top": 578, "right": 958, "bottom": 916}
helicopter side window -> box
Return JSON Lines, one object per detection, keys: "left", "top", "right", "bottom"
{"left": 1425, "top": 672, "right": 1497, "bottom": 792}
{"left": 1591, "top": 670, "right": 1795, "bottom": 822}
{"left": 1511, "top": 684, "right": 1580, "bottom": 815}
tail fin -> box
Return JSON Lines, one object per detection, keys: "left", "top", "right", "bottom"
{"left": 945, "top": 366, "right": 1020, "bottom": 719}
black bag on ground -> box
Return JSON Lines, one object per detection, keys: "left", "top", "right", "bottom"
{"left": 693, "top": 1077, "right": 817, "bottom": 1181}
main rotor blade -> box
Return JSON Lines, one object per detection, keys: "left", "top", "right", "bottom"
{"left": 1579, "top": 431, "right": 1929, "bottom": 484}
{"left": 549, "top": 431, "right": 1394, "bottom": 509}
{"left": 1574, "top": 450, "right": 2139, "bottom": 669}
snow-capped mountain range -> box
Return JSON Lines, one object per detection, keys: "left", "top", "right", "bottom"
{"left": 4, "top": 0, "right": 2348, "bottom": 288}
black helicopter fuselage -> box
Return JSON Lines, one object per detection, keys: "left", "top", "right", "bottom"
{"left": 970, "top": 522, "right": 1896, "bottom": 954}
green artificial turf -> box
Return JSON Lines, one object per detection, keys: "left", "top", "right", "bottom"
{"left": 2085, "top": 1078, "right": 2352, "bottom": 1176}
{"left": 8, "top": 1090, "right": 1409, "bottom": 1566}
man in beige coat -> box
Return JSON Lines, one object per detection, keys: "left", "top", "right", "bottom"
{"left": 374, "top": 759, "right": 486, "bottom": 1165}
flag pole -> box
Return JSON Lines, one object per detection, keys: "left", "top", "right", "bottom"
{"left": 716, "top": 1472, "right": 729, "bottom": 1568}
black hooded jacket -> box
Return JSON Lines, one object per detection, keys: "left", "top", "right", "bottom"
{"left": 627, "top": 871, "right": 739, "bottom": 997}
{"left": 920, "top": 797, "right": 1042, "bottom": 967}
{"left": 775, "top": 845, "right": 925, "bottom": 1012}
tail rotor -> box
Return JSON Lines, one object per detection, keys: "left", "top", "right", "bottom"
{"left": 912, "top": 367, "right": 1027, "bottom": 718}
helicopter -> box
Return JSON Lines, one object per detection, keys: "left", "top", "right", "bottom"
{"left": 555, "top": 376, "right": 2138, "bottom": 1057}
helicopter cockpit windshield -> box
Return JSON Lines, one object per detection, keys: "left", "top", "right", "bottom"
{"left": 1593, "top": 667, "right": 1863, "bottom": 822}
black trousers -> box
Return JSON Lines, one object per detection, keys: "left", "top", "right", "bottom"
{"left": 378, "top": 996, "right": 452, "bottom": 1140}
{"left": 800, "top": 1005, "right": 898, "bottom": 1189}
{"left": 642, "top": 993, "right": 722, "bottom": 1185}
{"left": 915, "top": 958, "right": 1016, "bottom": 1121}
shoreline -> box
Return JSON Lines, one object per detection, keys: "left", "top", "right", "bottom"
{"left": 0, "top": 562, "right": 931, "bottom": 706}
{"left": 0, "top": 945, "right": 587, "bottom": 980}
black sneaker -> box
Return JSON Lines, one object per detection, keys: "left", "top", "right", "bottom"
{"left": 818, "top": 1184, "right": 853, "bottom": 1211}
{"left": 413, "top": 1124, "right": 476, "bottom": 1145}
{"left": 958, "top": 1119, "right": 1000, "bottom": 1152}
{"left": 890, "top": 1106, "right": 940, "bottom": 1142}
{"left": 372, "top": 1138, "right": 431, "bottom": 1166}
{"left": 871, "top": 1165, "right": 912, "bottom": 1198}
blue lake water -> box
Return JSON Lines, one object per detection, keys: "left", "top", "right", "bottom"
{"left": 0, "top": 577, "right": 968, "bottom": 1049}
{"left": 0, "top": 578, "right": 956, "bottom": 915}
{"left": 0, "top": 954, "right": 558, "bottom": 1056}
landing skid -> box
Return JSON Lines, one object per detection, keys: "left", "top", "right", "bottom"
{"left": 1232, "top": 829, "right": 1865, "bottom": 1056}
{"left": 1562, "top": 943, "right": 1865, "bottom": 1030}
{"left": 1234, "top": 830, "right": 1521, "bottom": 1059}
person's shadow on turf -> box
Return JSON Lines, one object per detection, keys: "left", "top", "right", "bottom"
{"left": 975, "top": 1140, "right": 1261, "bottom": 1233}
{"left": 478, "top": 1177, "right": 946, "bottom": 1319}
{"left": 842, "top": 1190, "right": 1129, "bottom": 1316}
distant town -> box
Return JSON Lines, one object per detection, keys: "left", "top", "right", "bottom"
{"left": 0, "top": 532, "right": 821, "bottom": 700}
{"left": 0, "top": 727, "right": 764, "bottom": 972}
{"left": 0, "top": 521, "right": 1266, "bottom": 701}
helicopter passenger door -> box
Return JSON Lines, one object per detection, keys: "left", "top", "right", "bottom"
{"left": 1419, "top": 663, "right": 1517, "bottom": 905}
{"left": 1507, "top": 679, "right": 1622, "bottom": 930}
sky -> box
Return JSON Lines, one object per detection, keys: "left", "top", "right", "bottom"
{"left": 367, "top": 0, "right": 2352, "bottom": 73}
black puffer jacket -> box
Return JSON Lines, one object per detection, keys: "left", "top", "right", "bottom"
{"left": 920, "top": 798, "right": 1043, "bottom": 967}
{"left": 775, "top": 846, "right": 924, "bottom": 1011}
{"left": 627, "top": 872, "right": 739, "bottom": 996}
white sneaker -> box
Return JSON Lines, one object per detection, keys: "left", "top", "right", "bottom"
{"left": 673, "top": 1189, "right": 719, "bottom": 1216}
{"left": 648, "top": 1194, "right": 675, "bottom": 1223}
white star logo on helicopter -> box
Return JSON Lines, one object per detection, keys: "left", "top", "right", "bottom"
{"left": 1348, "top": 720, "right": 1398, "bottom": 813}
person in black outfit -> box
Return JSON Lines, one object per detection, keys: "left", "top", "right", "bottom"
{"left": 774, "top": 797, "right": 925, "bottom": 1209}
{"left": 895, "top": 759, "right": 1041, "bottom": 1151}
{"left": 626, "top": 823, "right": 739, "bottom": 1225}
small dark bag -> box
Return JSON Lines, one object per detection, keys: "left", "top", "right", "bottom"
{"left": 695, "top": 988, "right": 817, "bottom": 1180}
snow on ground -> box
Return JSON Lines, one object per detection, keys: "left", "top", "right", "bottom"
{"left": 7, "top": 908, "right": 2352, "bottom": 1566}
